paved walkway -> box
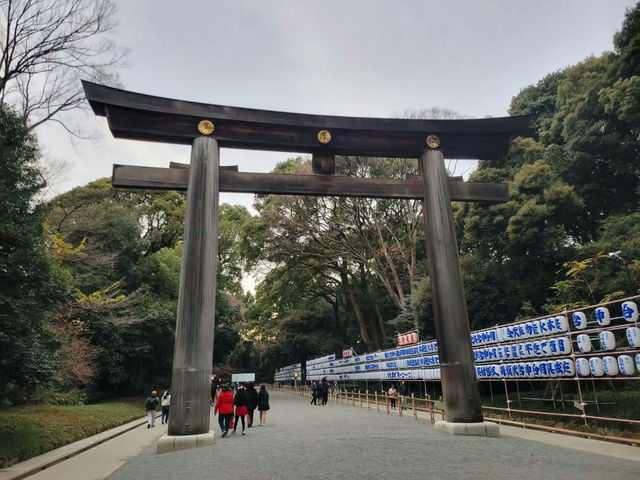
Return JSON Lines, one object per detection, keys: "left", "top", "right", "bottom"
{"left": 4, "top": 391, "right": 639, "bottom": 480}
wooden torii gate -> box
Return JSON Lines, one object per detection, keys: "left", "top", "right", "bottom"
{"left": 83, "top": 81, "right": 529, "bottom": 448}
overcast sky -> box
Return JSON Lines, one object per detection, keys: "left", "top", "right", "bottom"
{"left": 38, "top": 0, "right": 636, "bottom": 209}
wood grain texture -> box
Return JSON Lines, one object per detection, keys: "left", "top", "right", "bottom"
{"left": 312, "top": 152, "right": 336, "bottom": 175}
{"left": 167, "top": 137, "right": 219, "bottom": 436}
{"left": 420, "top": 149, "right": 484, "bottom": 423}
{"left": 170, "top": 161, "right": 238, "bottom": 171}
{"left": 111, "top": 165, "right": 509, "bottom": 203}
{"left": 84, "top": 81, "right": 531, "bottom": 159}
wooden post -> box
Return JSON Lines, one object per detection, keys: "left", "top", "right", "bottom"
{"left": 168, "top": 137, "right": 219, "bottom": 436}
{"left": 386, "top": 395, "right": 390, "bottom": 415}
{"left": 375, "top": 391, "right": 379, "bottom": 412}
{"left": 420, "top": 149, "right": 483, "bottom": 424}
{"left": 312, "top": 152, "right": 336, "bottom": 175}
{"left": 366, "top": 389, "right": 370, "bottom": 410}
{"left": 359, "top": 389, "right": 362, "bottom": 408}
{"left": 353, "top": 390, "right": 356, "bottom": 407}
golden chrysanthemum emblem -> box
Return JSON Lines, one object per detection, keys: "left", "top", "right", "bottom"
{"left": 426, "top": 134, "right": 440, "bottom": 149}
{"left": 197, "top": 120, "right": 215, "bottom": 135}
{"left": 317, "top": 129, "right": 332, "bottom": 144}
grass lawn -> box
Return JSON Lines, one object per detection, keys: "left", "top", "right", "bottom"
{"left": 0, "top": 398, "right": 147, "bottom": 468}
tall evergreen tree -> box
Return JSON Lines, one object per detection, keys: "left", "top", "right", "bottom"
{"left": 0, "top": 105, "right": 68, "bottom": 402}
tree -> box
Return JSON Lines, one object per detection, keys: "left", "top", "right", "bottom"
{"left": 0, "top": 104, "right": 68, "bottom": 402}
{"left": 0, "top": 0, "right": 126, "bottom": 132}
{"left": 510, "top": 4, "right": 640, "bottom": 240}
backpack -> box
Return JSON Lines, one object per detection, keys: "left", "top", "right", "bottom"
{"left": 145, "top": 397, "right": 156, "bottom": 410}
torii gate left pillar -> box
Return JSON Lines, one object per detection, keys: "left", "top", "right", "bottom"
{"left": 158, "top": 137, "right": 219, "bottom": 452}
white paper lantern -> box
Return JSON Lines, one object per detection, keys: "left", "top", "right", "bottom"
{"left": 622, "top": 301, "right": 638, "bottom": 322}
{"left": 496, "top": 327, "right": 507, "bottom": 343}
{"left": 523, "top": 362, "right": 534, "bottom": 378}
{"left": 531, "top": 321, "right": 542, "bottom": 337}
{"left": 538, "top": 340, "right": 549, "bottom": 357}
{"left": 556, "top": 337, "right": 572, "bottom": 354}
{"left": 595, "top": 307, "right": 610, "bottom": 326}
{"left": 617, "top": 355, "right": 635, "bottom": 376}
{"left": 588, "top": 357, "right": 605, "bottom": 377}
{"left": 530, "top": 341, "right": 541, "bottom": 357}
{"left": 575, "top": 358, "right": 591, "bottom": 376}
{"left": 555, "top": 316, "right": 569, "bottom": 332}
{"left": 535, "top": 361, "right": 549, "bottom": 378}
{"left": 635, "top": 355, "right": 640, "bottom": 372}
{"left": 523, "top": 342, "right": 534, "bottom": 358}
{"left": 562, "top": 359, "right": 575, "bottom": 377}
{"left": 576, "top": 334, "right": 592, "bottom": 353}
{"left": 603, "top": 356, "right": 619, "bottom": 376}
{"left": 626, "top": 327, "right": 640, "bottom": 348}
{"left": 599, "top": 331, "right": 616, "bottom": 351}
{"left": 572, "top": 311, "right": 587, "bottom": 330}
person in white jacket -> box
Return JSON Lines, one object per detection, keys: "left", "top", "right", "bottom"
{"left": 161, "top": 390, "right": 171, "bottom": 424}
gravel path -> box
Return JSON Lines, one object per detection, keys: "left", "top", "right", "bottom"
{"left": 106, "top": 390, "right": 638, "bottom": 480}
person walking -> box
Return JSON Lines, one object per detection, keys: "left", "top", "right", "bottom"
{"left": 321, "top": 377, "right": 329, "bottom": 406}
{"left": 145, "top": 390, "right": 159, "bottom": 428}
{"left": 257, "top": 384, "right": 270, "bottom": 425}
{"left": 245, "top": 382, "right": 258, "bottom": 427}
{"left": 388, "top": 385, "right": 398, "bottom": 410}
{"left": 161, "top": 390, "right": 171, "bottom": 424}
{"left": 310, "top": 381, "right": 318, "bottom": 405}
{"left": 398, "top": 380, "right": 407, "bottom": 411}
{"left": 233, "top": 384, "right": 249, "bottom": 435}
{"left": 214, "top": 384, "right": 234, "bottom": 437}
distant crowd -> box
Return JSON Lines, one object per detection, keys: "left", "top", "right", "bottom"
{"left": 142, "top": 382, "right": 270, "bottom": 437}
{"left": 309, "top": 378, "right": 329, "bottom": 405}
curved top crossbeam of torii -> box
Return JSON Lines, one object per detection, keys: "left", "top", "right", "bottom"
{"left": 83, "top": 81, "right": 530, "bottom": 204}
{"left": 82, "top": 81, "right": 530, "bottom": 160}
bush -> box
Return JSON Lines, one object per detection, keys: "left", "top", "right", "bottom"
{"left": 31, "top": 388, "right": 87, "bottom": 406}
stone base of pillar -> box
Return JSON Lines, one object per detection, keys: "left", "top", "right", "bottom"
{"left": 434, "top": 421, "right": 500, "bottom": 437}
{"left": 156, "top": 431, "right": 215, "bottom": 454}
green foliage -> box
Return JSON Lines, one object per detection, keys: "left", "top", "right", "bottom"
{"left": 509, "top": 4, "right": 640, "bottom": 239}
{"left": 0, "top": 105, "right": 69, "bottom": 403}
{"left": 144, "top": 246, "right": 182, "bottom": 299}
{"left": 217, "top": 204, "right": 253, "bottom": 295}
{"left": 510, "top": 70, "right": 566, "bottom": 142}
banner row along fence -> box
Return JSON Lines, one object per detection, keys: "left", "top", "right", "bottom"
{"left": 273, "top": 296, "right": 640, "bottom": 443}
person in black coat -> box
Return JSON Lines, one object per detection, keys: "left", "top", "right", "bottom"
{"left": 233, "top": 385, "right": 249, "bottom": 435}
{"left": 245, "top": 382, "right": 259, "bottom": 427}
{"left": 321, "top": 378, "right": 329, "bottom": 406}
{"left": 256, "top": 384, "right": 270, "bottom": 425}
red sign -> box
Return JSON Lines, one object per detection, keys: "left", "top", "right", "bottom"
{"left": 397, "top": 332, "right": 418, "bottom": 346}
{"left": 342, "top": 349, "right": 353, "bottom": 358}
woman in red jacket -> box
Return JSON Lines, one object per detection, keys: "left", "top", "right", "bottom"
{"left": 214, "top": 385, "right": 234, "bottom": 437}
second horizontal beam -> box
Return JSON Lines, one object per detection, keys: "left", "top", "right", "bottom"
{"left": 112, "top": 165, "right": 508, "bottom": 203}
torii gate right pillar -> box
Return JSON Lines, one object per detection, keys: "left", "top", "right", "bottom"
{"left": 420, "top": 149, "right": 499, "bottom": 436}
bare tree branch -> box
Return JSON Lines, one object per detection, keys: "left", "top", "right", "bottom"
{"left": 0, "top": 0, "right": 126, "bottom": 133}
